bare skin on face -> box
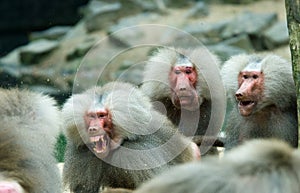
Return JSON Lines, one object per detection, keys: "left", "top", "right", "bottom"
{"left": 84, "top": 105, "right": 121, "bottom": 158}
{"left": 235, "top": 64, "right": 264, "bottom": 116}
{"left": 0, "top": 181, "right": 25, "bottom": 193}
{"left": 169, "top": 64, "right": 199, "bottom": 111}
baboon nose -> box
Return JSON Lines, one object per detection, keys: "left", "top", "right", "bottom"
{"left": 88, "top": 127, "right": 98, "bottom": 133}
{"left": 179, "top": 87, "right": 186, "bottom": 91}
{"left": 235, "top": 93, "right": 243, "bottom": 98}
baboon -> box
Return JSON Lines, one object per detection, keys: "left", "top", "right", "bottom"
{"left": 141, "top": 47, "right": 225, "bottom": 153}
{"left": 0, "top": 89, "right": 62, "bottom": 193}
{"left": 134, "top": 139, "right": 300, "bottom": 193}
{"left": 62, "top": 81, "right": 197, "bottom": 193}
{"left": 221, "top": 54, "right": 298, "bottom": 148}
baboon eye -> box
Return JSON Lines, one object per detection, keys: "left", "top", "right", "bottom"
{"left": 88, "top": 114, "right": 96, "bottom": 119}
{"left": 97, "top": 113, "right": 107, "bottom": 118}
{"left": 185, "top": 69, "right": 192, "bottom": 74}
{"left": 253, "top": 75, "right": 258, "bottom": 79}
{"left": 174, "top": 70, "right": 181, "bottom": 74}
{"left": 243, "top": 75, "right": 249, "bottom": 79}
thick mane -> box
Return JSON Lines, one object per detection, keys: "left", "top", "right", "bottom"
{"left": 62, "top": 87, "right": 95, "bottom": 146}
{"left": 221, "top": 54, "right": 254, "bottom": 104}
{"left": 142, "top": 47, "right": 220, "bottom": 102}
{"left": 221, "top": 54, "right": 296, "bottom": 110}
{"left": 0, "top": 89, "right": 61, "bottom": 146}
{"left": 134, "top": 139, "right": 300, "bottom": 193}
{"left": 102, "top": 82, "right": 158, "bottom": 140}
{"left": 226, "top": 139, "right": 295, "bottom": 168}
{"left": 142, "top": 48, "right": 177, "bottom": 100}
{"left": 262, "top": 55, "right": 296, "bottom": 110}
{"left": 63, "top": 82, "right": 169, "bottom": 143}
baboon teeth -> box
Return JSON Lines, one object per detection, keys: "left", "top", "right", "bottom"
{"left": 239, "top": 101, "right": 255, "bottom": 106}
{"left": 91, "top": 136, "right": 101, "bottom": 143}
{"left": 91, "top": 135, "right": 108, "bottom": 153}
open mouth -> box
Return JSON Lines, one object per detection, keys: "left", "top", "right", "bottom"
{"left": 89, "top": 134, "right": 109, "bottom": 154}
{"left": 238, "top": 101, "right": 255, "bottom": 107}
{"left": 179, "top": 95, "right": 192, "bottom": 104}
{"left": 237, "top": 100, "right": 256, "bottom": 116}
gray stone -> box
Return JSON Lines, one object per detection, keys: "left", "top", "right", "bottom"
{"left": 113, "top": 66, "right": 144, "bottom": 85}
{"left": 108, "top": 13, "right": 160, "bottom": 47}
{"left": 221, "top": 0, "right": 261, "bottom": 4}
{"left": 82, "top": 1, "right": 121, "bottom": 18}
{"left": 184, "top": 2, "right": 209, "bottom": 19}
{"left": 0, "top": 62, "right": 70, "bottom": 100}
{"left": 19, "top": 39, "right": 59, "bottom": 65}
{"left": 221, "top": 11, "right": 278, "bottom": 39}
{"left": 83, "top": 1, "right": 143, "bottom": 32}
{"left": 0, "top": 63, "right": 22, "bottom": 88}
{"left": 183, "top": 20, "right": 229, "bottom": 44}
{"left": 30, "top": 26, "right": 72, "bottom": 41}
{"left": 133, "top": 0, "right": 165, "bottom": 12}
{"left": 84, "top": 1, "right": 122, "bottom": 32}
{"left": 221, "top": 34, "right": 254, "bottom": 52}
{"left": 66, "top": 38, "right": 96, "bottom": 61}
{"left": 263, "top": 21, "right": 289, "bottom": 49}
{"left": 165, "top": 0, "right": 194, "bottom": 8}
{"left": 108, "top": 13, "right": 160, "bottom": 33}
{"left": 208, "top": 44, "right": 247, "bottom": 62}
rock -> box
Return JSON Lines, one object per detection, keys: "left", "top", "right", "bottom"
{"left": 30, "top": 26, "right": 73, "bottom": 41}
{"left": 184, "top": 2, "right": 209, "bottom": 19}
{"left": 0, "top": 63, "right": 22, "bottom": 88}
{"left": 221, "top": 11, "right": 277, "bottom": 50}
{"left": 221, "top": 34, "right": 254, "bottom": 52}
{"left": 166, "top": 0, "right": 194, "bottom": 8}
{"left": 182, "top": 20, "right": 229, "bottom": 44}
{"left": 83, "top": 0, "right": 143, "bottom": 32}
{"left": 262, "top": 21, "right": 289, "bottom": 50}
{"left": 208, "top": 44, "right": 247, "bottom": 62}
{"left": 0, "top": 62, "right": 71, "bottom": 103}
{"left": 107, "top": 13, "right": 160, "bottom": 47}
{"left": 112, "top": 61, "right": 144, "bottom": 85}
{"left": 134, "top": 0, "right": 157, "bottom": 11}
{"left": 0, "top": 46, "right": 21, "bottom": 65}
{"left": 19, "top": 39, "right": 59, "bottom": 65}
{"left": 221, "top": 11, "right": 277, "bottom": 37}
{"left": 108, "top": 13, "right": 160, "bottom": 33}
{"left": 133, "top": 0, "right": 167, "bottom": 12}
{"left": 221, "top": 0, "right": 261, "bottom": 4}
{"left": 66, "top": 38, "right": 96, "bottom": 61}
{"left": 83, "top": 1, "right": 121, "bottom": 32}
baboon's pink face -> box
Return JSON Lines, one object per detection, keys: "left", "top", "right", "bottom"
{"left": 84, "top": 107, "right": 114, "bottom": 158}
{"left": 169, "top": 64, "right": 199, "bottom": 111}
{"left": 236, "top": 70, "right": 264, "bottom": 116}
{"left": 0, "top": 181, "right": 25, "bottom": 193}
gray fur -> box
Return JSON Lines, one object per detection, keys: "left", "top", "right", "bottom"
{"left": 134, "top": 139, "right": 300, "bottom": 193}
{"left": 141, "top": 47, "right": 221, "bottom": 136}
{"left": 62, "top": 81, "right": 195, "bottom": 193}
{"left": 0, "top": 89, "right": 62, "bottom": 193}
{"left": 221, "top": 54, "right": 298, "bottom": 148}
